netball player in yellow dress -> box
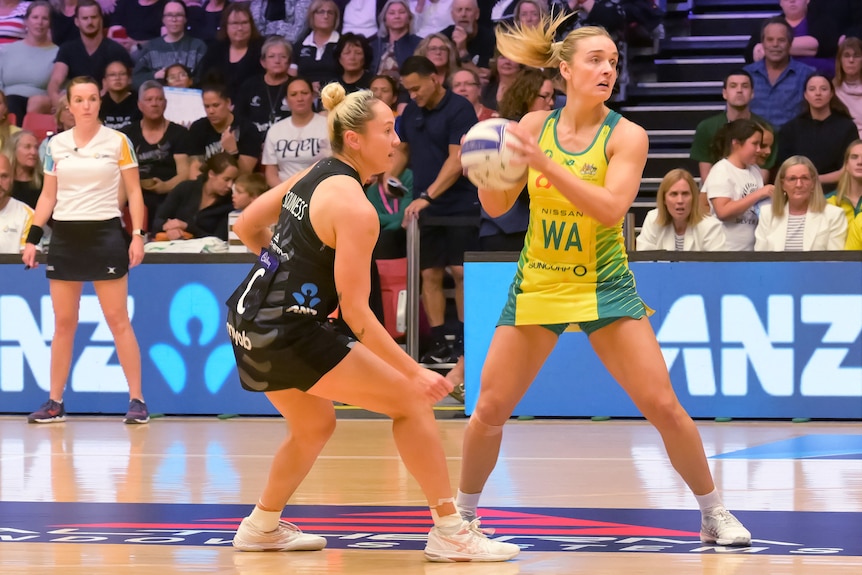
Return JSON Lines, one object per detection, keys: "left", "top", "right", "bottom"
{"left": 455, "top": 16, "right": 752, "bottom": 546}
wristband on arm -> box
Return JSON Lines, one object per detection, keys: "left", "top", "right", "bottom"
{"left": 26, "top": 225, "right": 44, "bottom": 245}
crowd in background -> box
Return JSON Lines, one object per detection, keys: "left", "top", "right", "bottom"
{"left": 0, "top": 1, "right": 861, "bottom": 365}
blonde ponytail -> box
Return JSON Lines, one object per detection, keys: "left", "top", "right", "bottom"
{"left": 320, "top": 82, "right": 347, "bottom": 112}
{"left": 496, "top": 14, "right": 613, "bottom": 70}
{"left": 321, "top": 82, "right": 377, "bottom": 154}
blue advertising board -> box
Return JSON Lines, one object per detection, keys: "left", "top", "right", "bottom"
{"left": 464, "top": 261, "right": 862, "bottom": 419}
{"left": 0, "top": 262, "right": 278, "bottom": 415}
{"left": 1, "top": 259, "right": 860, "bottom": 418}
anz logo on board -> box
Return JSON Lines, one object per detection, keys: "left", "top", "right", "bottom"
{"left": 656, "top": 294, "right": 862, "bottom": 398}
{"left": 0, "top": 284, "right": 236, "bottom": 395}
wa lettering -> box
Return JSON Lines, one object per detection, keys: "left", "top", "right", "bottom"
{"left": 541, "top": 219, "right": 582, "bottom": 251}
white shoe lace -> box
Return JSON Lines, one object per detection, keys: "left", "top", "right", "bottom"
{"left": 466, "top": 517, "right": 496, "bottom": 536}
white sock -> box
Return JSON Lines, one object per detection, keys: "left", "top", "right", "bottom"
{"left": 431, "top": 498, "right": 463, "bottom": 531}
{"left": 247, "top": 504, "right": 281, "bottom": 532}
{"left": 695, "top": 489, "right": 723, "bottom": 515}
{"left": 456, "top": 489, "right": 482, "bottom": 518}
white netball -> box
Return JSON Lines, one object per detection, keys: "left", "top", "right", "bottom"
{"left": 460, "top": 118, "right": 528, "bottom": 190}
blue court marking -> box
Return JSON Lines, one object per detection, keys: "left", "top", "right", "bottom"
{"left": 712, "top": 434, "right": 862, "bottom": 460}
{"left": 0, "top": 503, "right": 859, "bottom": 556}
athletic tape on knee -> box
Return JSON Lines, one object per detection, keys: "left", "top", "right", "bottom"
{"left": 468, "top": 413, "right": 505, "bottom": 437}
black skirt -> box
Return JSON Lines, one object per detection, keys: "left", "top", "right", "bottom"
{"left": 47, "top": 218, "right": 131, "bottom": 281}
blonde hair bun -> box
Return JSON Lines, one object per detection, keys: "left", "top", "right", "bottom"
{"left": 321, "top": 82, "right": 347, "bottom": 112}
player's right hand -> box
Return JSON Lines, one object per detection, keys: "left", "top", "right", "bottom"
{"left": 415, "top": 368, "right": 454, "bottom": 405}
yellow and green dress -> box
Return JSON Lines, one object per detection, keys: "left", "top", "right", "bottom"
{"left": 498, "top": 108, "right": 651, "bottom": 335}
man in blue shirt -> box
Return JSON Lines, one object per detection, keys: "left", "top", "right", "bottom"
{"left": 744, "top": 17, "right": 815, "bottom": 130}
{"left": 395, "top": 56, "right": 479, "bottom": 365}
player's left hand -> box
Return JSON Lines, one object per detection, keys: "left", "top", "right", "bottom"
{"left": 504, "top": 122, "right": 542, "bottom": 169}
{"left": 129, "top": 235, "right": 145, "bottom": 268}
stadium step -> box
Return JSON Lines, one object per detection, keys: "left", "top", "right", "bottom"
{"left": 655, "top": 56, "right": 746, "bottom": 82}
{"left": 688, "top": 12, "right": 772, "bottom": 36}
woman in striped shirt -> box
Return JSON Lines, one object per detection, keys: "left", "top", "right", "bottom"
{"left": 755, "top": 155, "right": 847, "bottom": 251}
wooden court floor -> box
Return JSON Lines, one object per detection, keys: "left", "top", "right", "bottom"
{"left": 0, "top": 416, "right": 860, "bottom": 574}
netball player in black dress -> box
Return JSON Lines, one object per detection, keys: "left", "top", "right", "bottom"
{"left": 226, "top": 82, "right": 520, "bottom": 562}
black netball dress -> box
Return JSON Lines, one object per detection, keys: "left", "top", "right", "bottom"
{"left": 226, "top": 157, "right": 361, "bottom": 392}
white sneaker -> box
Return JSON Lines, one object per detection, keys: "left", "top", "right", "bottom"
{"left": 232, "top": 518, "right": 327, "bottom": 552}
{"left": 700, "top": 508, "right": 751, "bottom": 546}
{"left": 425, "top": 519, "right": 520, "bottom": 562}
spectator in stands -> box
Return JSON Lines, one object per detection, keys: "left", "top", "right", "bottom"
{"left": 637, "top": 168, "right": 726, "bottom": 251}
{"left": 755, "top": 155, "right": 847, "bottom": 251}
{"left": 410, "top": 0, "right": 453, "bottom": 38}
{"left": 0, "top": 153, "right": 33, "bottom": 253}
{"left": 133, "top": 1, "right": 208, "bottom": 87}
{"left": 164, "top": 63, "right": 194, "bottom": 88}
{"left": 442, "top": 0, "right": 495, "bottom": 75}
{"left": 753, "top": 120, "right": 776, "bottom": 184}
{"left": 108, "top": 0, "right": 167, "bottom": 54}
{"left": 8, "top": 130, "right": 43, "bottom": 209}
{"left": 828, "top": 139, "right": 862, "bottom": 223}
{"left": 0, "top": 89, "right": 21, "bottom": 155}
{"left": 47, "top": 1, "right": 133, "bottom": 110}
{"left": 235, "top": 36, "right": 292, "bottom": 141}
{"left": 511, "top": 0, "right": 545, "bottom": 28}
{"left": 702, "top": 118, "right": 774, "bottom": 251}
{"left": 122, "top": 80, "right": 192, "bottom": 230}
{"left": 497, "top": 67, "right": 554, "bottom": 121}
{"left": 690, "top": 70, "right": 777, "bottom": 184}
{"left": 747, "top": 0, "right": 839, "bottom": 76}
{"left": 248, "top": 0, "right": 310, "bottom": 43}
{"left": 186, "top": 0, "right": 227, "bottom": 45}
{"left": 415, "top": 33, "right": 460, "bottom": 86}
{"left": 366, "top": 169, "right": 414, "bottom": 260}
{"left": 834, "top": 37, "right": 862, "bottom": 138}
{"left": 261, "top": 77, "right": 329, "bottom": 187}
{"left": 452, "top": 68, "right": 497, "bottom": 121}
{"left": 153, "top": 151, "right": 237, "bottom": 240}
{"left": 341, "top": 0, "right": 378, "bottom": 38}
{"left": 744, "top": 17, "right": 815, "bottom": 131}
{"left": 777, "top": 73, "right": 857, "bottom": 193}
{"left": 371, "top": 0, "right": 422, "bottom": 80}
{"left": 198, "top": 2, "right": 263, "bottom": 102}
{"left": 48, "top": 0, "right": 80, "bottom": 47}
{"left": 370, "top": 73, "right": 400, "bottom": 113}
{"left": 0, "top": 1, "right": 57, "bottom": 122}
{"left": 552, "top": 0, "right": 626, "bottom": 43}
{"left": 187, "top": 84, "right": 262, "bottom": 175}
{"left": 335, "top": 32, "right": 374, "bottom": 92}
{"left": 99, "top": 61, "right": 142, "bottom": 131}
{"left": 480, "top": 51, "right": 521, "bottom": 111}
{"left": 396, "top": 55, "right": 479, "bottom": 365}
{"left": 0, "top": 0, "right": 28, "bottom": 44}
{"left": 231, "top": 171, "right": 265, "bottom": 211}
{"left": 293, "top": 0, "right": 341, "bottom": 92}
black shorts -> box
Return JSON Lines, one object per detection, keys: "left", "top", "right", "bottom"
{"left": 227, "top": 310, "right": 355, "bottom": 392}
{"left": 47, "top": 218, "right": 130, "bottom": 281}
{"left": 419, "top": 223, "right": 479, "bottom": 270}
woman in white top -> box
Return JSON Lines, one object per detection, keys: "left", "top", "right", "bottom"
{"left": 755, "top": 156, "right": 847, "bottom": 251}
{"left": 702, "top": 118, "right": 773, "bottom": 251}
{"left": 21, "top": 76, "right": 149, "bottom": 425}
{"left": 262, "top": 77, "right": 329, "bottom": 187}
{"left": 637, "top": 168, "right": 726, "bottom": 251}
